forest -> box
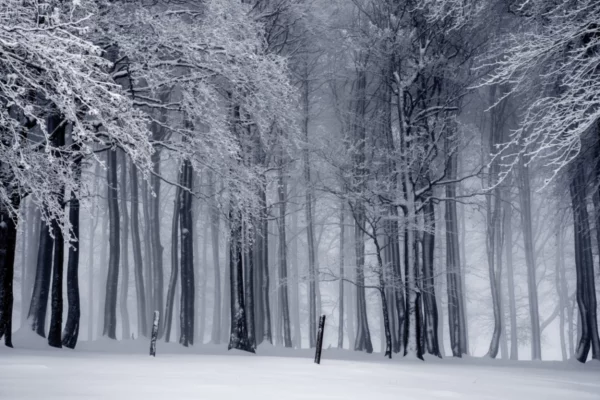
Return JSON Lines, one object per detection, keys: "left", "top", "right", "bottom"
{"left": 1, "top": 0, "right": 600, "bottom": 370}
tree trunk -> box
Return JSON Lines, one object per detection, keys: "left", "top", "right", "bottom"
{"left": 245, "top": 223, "right": 256, "bottom": 349}
{"left": 517, "top": 159, "right": 542, "bottom": 360}
{"left": 208, "top": 171, "right": 221, "bottom": 344}
{"left": 28, "top": 217, "right": 53, "bottom": 337}
{"left": 302, "top": 74, "right": 318, "bottom": 349}
{"left": 503, "top": 186, "right": 518, "bottom": 360}
{"left": 150, "top": 161, "right": 164, "bottom": 337}
{"left": 62, "top": 146, "right": 82, "bottom": 349}
{"left": 47, "top": 116, "right": 66, "bottom": 348}
{"left": 338, "top": 201, "right": 345, "bottom": 349}
{"left": 164, "top": 174, "right": 181, "bottom": 343}
{"left": 97, "top": 198, "right": 108, "bottom": 338}
{"left": 20, "top": 200, "right": 38, "bottom": 329}
{"left": 119, "top": 150, "right": 130, "bottom": 340}
{"left": 87, "top": 166, "right": 101, "bottom": 342}
{"left": 555, "top": 225, "right": 567, "bottom": 361}
{"left": 227, "top": 210, "right": 254, "bottom": 353}
{"left": 103, "top": 148, "right": 120, "bottom": 339}
{"left": 259, "top": 186, "right": 272, "bottom": 344}
{"left": 198, "top": 199, "right": 208, "bottom": 344}
{"left": 353, "top": 207, "right": 373, "bottom": 353}
{"left": 0, "top": 201, "right": 19, "bottom": 347}
{"left": 570, "top": 161, "right": 600, "bottom": 362}
{"left": 373, "top": 235, "right": 392, "bottom": 358}
{"left": 179, "top": 160, "right": 194, "bottom": 347}
{"left": 486, "top": 188, "right": 503, "bottom": 359}
{"left": 291, "top": 202, "right": 301, "bottom": 348}
{"left": 422, "top": 200, "right": 440, "bottom": 357}
{"left": 396, "top": 73, "right": 421, "bottom": 359}
{"left": 346, "top": 213, "right": 356, "bottom": 350}
{"left": 277, "top": 160, "right": 292, "bottom": 348}
{"left": 142, "top": 179, "right": 154, "bottom": 333}
{"left": 486, "top": 86, "right": 503, "bottom": 359}
{"left": 130, "top": 162, "right": 147, "bottom": 338}
{"left": 445, "top": 153, "right": 466, "bottom": 357}
{"left": 48, "top": 210, "right": 64, "bottom": 348}
{"left": 221, "top": 238, "right": 231, "bottom": 343}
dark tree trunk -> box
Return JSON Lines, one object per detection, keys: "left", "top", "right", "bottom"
{"left": 197, "top": 193, "right": 208, "bottom": 344}
{"left": 103, "top": 148, "right": 120, "bottom": 339}
{"left": 387, "top": 212, "right": 405, "bottom": 355}
{"left": 142, "top": 179, "right": 154, "bottom": 333}
{"left": 221, "top": 238, "right": 231, "bottom": 343}
{"left": 259, "top": 184, "right": 272, "bottom": 344}
{"left": 0, "top": 202, "right": 19, "bottom": 347}
{"left": 302, "top": 74, "right": 318, "bottom": 349}
{"left": 373, "top": 235, "right": 392, "bottom": 358}
{"left": 421, "top": 200, "right": 440, "bottom": 357}
{"left": 245, "top": 225, "right": 256, "bottom": 349}
{"left": 164, "top": 174, "right": 181, "bottom": 343}
{"left": 208, "top": 171, "right": 221, "bottom": 344}
{"left": 150, "top": 154, "right": 164, "bottom": 335}
{"left": 445, "top": 154, "right": 467, "bottom": 357}
{"left": 119, "top": 150, "right": 130, "bottom": 340}
{"left": 28, "top": 217, "right": 53, "bottom": 337}
{"left": 23, "top": 202, "right": 40, "bottom": 327}
{"left": 338, "top": 201, "right": 345, "bottom": 349}
{"left": 130, "top": 162, "right": 147, "bottom": 337}
{"left": 62, "top": 147, "right": 82, "bottom": 349}
{"left": 179, "top": 160, "right": 194, "bottom": 347}
{"left": 227, "top": 210, "right": 254, "bottom": 353}
{"left": 570, "top": 162, "right": 600, "bottom": 362}
{"left": 47, "top": 115, "right": 66, "bottom": 349}
{"left": 48, "top": 213, "right": 64, "bottom": 348}
{"left": 277, "top": 161, "right": 292, "bottom": 348}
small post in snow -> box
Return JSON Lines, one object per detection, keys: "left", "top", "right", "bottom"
{"left": 314, "top": 315, "right": 326, "bottom": 364}
{"left": 150, "top": 311, "right": 160, "bottom": 357}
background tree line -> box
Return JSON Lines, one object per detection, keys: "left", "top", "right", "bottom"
{"left": 1, "top": 0, "right": 599, "bottom": 363}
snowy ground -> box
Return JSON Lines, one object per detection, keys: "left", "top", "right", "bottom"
{"left": 1, "top": 337, "right": 599, "bottom": 400}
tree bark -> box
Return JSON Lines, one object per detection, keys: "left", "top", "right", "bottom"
{"left": 119, "top": 150, "right": 130, "bottom": 340}
{"left": 245, "top": 222, "right": 256, "bottom": 349}
{"left": 130, "top": 162, "right": 147, "bottom": 338}
{"left": 503, "top": 186, "right": 518, "bottom": 360}
{"left": 302, "top": 73, "right": 318, "bottom": 349}
{"left": 103, "top": 148, "right": 120, "bottom": 339}
{"left": 141, "top": 179, "right": 154, "bottom": 333}
{"left": 48, "top": 209, "right": 64, "bottom": 348}
{"left": 179, "top": 160, "right": 195, "bottom": 347}
{"left": 227, "top": 209, "right": 254, "bottom": 353}
{"left": 277, "top": 160, "right": 292, "bottom": 348}
{"left": 422, "top": 200, "right": 440, "bottom": 357}
{"left": 164, "top": 173, "right": 181, "bottom": 343}
{"left": 150, "top": 159, "right": 164, "bottom": 337}
{"left": 259, "top": 185, "right": 272, "bottom": 344}
{"left": 208, "top": 171, "right": 221, "bottom": 344}
{"left": 517, "top": 158, "right": 542, "bottom": 360}
{"left": 338, "top": 200, "right": 345, "bottom": 349}
{"left": 373, "top": 233, "right": 392, "bottom": 358}
{"left": 28, "top": 217, "right": 53, "bottom": 337}
{"left": 198, "top": 196, "right": 208, "bottom": 344}
{"left": 570, "top": 161, "right": 600, "bottom": 362}
{"left": 62, "top": 146, "right": 82, "bottom": 349}
{"left": 445, "top": 142, "right": 467, "bottom": 357}
{"left": 0, "top": 201, "right": 19, "bottom": 347}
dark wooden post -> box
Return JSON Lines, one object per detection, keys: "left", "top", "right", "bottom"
{"left": 150, "top": 311, "right": 160, "bottom": 357}
{"left": 314, "top": 315, "right": 326, "bottom": 364}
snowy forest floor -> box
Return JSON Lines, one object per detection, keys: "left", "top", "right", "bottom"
{"left": 1, "top": 334, "right": 599, "bottom": 400}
